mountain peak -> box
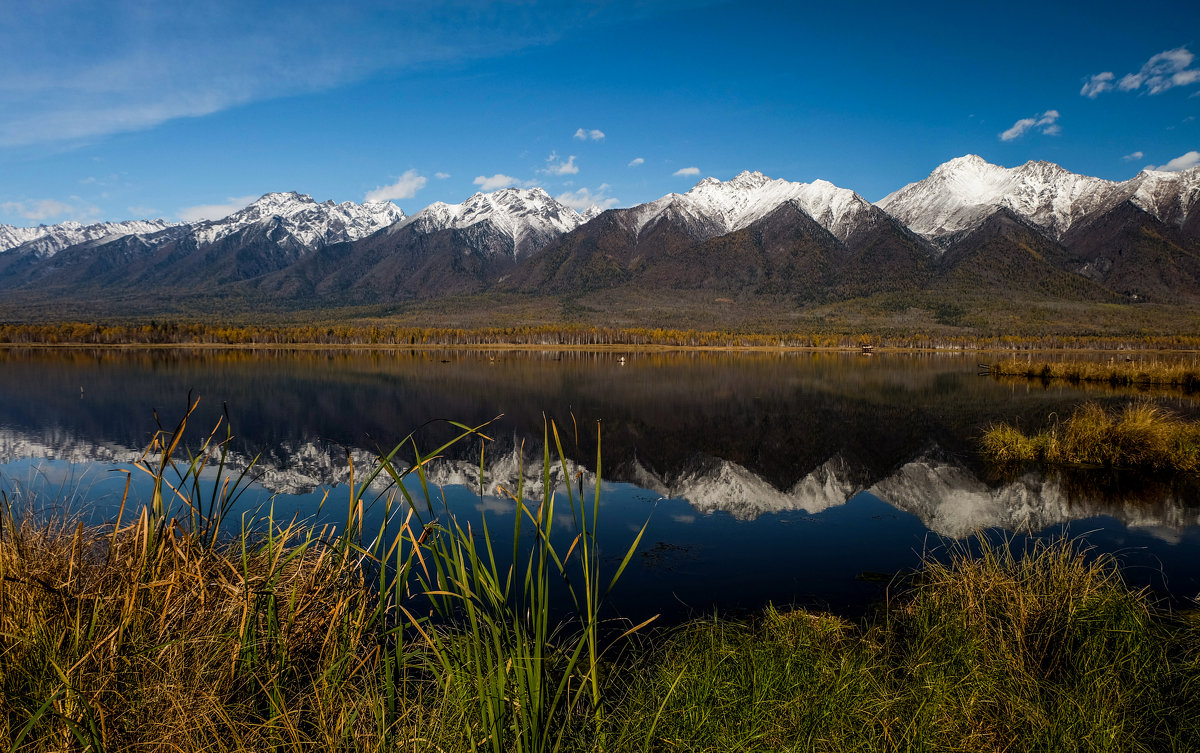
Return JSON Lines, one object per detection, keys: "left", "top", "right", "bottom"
{"left": 402, "top": 185, "right": 584, "bottom": 257}
{"left": 943, "top": 153, "right": 990, "bottom": 167}
{"left": 728, "top": 170, "right": 772, "bottom": 189}
{"left": 879, "top": 155, "right": 1117, "bottom": 243}
{"left": 0, "top": 218, "right": 178, "bottom": 258}
{"left": 634, "top": 170, "right": 869, "bottom": 242}
{"left": 251, "top": 191, "right": 313, "bottom": 208}
{"left": 191, "top": 193, "right": 403, "bottom": 248}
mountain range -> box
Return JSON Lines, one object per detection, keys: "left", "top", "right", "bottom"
{"left": 3, "top": 155, "right": 1199, "bottom": 318}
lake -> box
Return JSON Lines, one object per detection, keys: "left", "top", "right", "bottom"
{"left": 2, "top": 346, "right": 1198, "bottom": 621}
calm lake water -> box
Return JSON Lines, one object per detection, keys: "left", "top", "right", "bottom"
{"left": 2, "top": 347, "right": 1198, "bottom": 620}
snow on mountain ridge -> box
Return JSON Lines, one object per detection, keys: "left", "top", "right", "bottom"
{"left": 400, "top": 186, "right": 585, "bottom": 257}
{"left": 631, "top": 170, "right": 874, "bottom": 243}
{"left": 0, "top": 224, "right": 49, "bottom": 253}
{"left": 191, "top": 192, "right": 405, "bottom": 248}
{"left": 0, "top": 219, "right": 177, "bottom": 259}
{"left": 877, "top": 155, "right": 1119, "bottom": 244}
{"left": 876, "top": 155, "right": 1200, "bottom": 246}
{"left": 1125, "top": 167, "right": 1200, "bottom": 227}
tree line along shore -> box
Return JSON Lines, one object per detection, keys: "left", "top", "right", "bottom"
{"left": 3, "top": 320, "right": 1200, "bottom": 351}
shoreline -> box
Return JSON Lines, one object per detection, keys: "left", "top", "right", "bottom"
{"left": 3, "top": 340, "right": 1200, "bottom": 357}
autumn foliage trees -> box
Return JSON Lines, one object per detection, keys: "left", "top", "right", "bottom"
{"left": 2, "top": 320, "right": 1199, "bottom": 351}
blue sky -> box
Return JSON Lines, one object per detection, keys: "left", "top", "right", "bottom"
{"left": 1, "top": 0, "right": 1198, "bottom": 225}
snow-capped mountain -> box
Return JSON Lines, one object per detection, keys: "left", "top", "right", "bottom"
{"left": 877, "top": 155, "right": 1121, "bottom": 244}
{"left": 0, "top": 225, "right": 48, "bottom": 253}
{"left": 1121, "top": 167, "right": 1200, "bottom": 227}
{"left": 0, "top": 219, "right": 176, "bottom": 259}
{"left": 399, "top": 187, "right": 585, "bottom": 257}
{"left": 190, "top": 192, "right": 404, "bottom": 249}
{"left": 630, "top": 170, "right": 875, "bottom": 243}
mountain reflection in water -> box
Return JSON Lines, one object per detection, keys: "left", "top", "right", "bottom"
{"left": 1, "top": 347, "right": 1198, "bottom": 616}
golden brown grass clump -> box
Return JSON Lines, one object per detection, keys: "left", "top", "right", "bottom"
{"left": 981, "top": 401, "right": 1200, "bottom": 471}
{"left": 0, "top": 503, "right": 437, "bottom": 751}
{"left": 988, "top": 357, "right": 1200, "bottom": 391}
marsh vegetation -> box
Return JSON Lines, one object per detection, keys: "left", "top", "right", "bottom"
{"left": 982, "top": 401, "right": 1200, "bottom": 472}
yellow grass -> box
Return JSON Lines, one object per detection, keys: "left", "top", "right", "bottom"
{"left": 988, "top": 357, "right": 1200, "bottom": 390}
{"left": 982, "top": 401, "right": 1200, "bottom": 471}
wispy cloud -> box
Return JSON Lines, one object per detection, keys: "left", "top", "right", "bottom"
{"left": 1083, "top": 47, "right": 1200, "bottom": 98}
{"left": 1122, "top": 151, "right": 1144, "bottom": 161}
{"left": 365, "top": 169, "right": 426, "bottom": 201}
{"left": 1120, "top": 47, "right": 1200, "bottom": 94}
{"left": 1081, "top": 72, "right": 1115, "bottom": 98}
{"left": 434, "top": 172, "right": 451, "bottom": 179}
{"left": 177, "top": 195, "right": 257, "bottom": 223}
{"left": 1, "top": 198, "right": 100, "bottom": 223}
{"left": 627, "top": 157, "right": 644, "bottom": 167}
{"left": 999, "top": 110, "right": 1060, "bottom": 141}
{"left": 556, "top": 184, "right": 619, "bottom": 211}
{"left": 0, "top": 2, "right": 688, "bottom": 148}
{"left": 541, "top": 152, "right": 579, "bottom": 176}
{"left": 473, "top": 174, "right": 520, "bottom": 191}
{"left": 1148, "top": 151, "right": 1200, "bottom": 172}
{"left": 673, "top": 166, "right": 701, "bottom": 177}
{"left": 573, "top": 128, "right": 606, "bottom": 141}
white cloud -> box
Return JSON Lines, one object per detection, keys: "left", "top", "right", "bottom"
{"left": 1080, "top": 72, "right": 1114, "bottom": 98}
{"left": 1, "top": 198, "right": 100, "bottom": 223}
{"left": 1085, "top": 47, "right": 1200, "bottom": 97}
{"left": 541, "top": 152, "right": 579, "bottom": 176}
{"left": 127, "top": 205, "right": 161, "bottom": 217}
{"left": 365, "top": 169, "right": 426, "bottom": 202}
{"left": 573, "top": 127, "right": 606, "bottom": 141}
{"left": 1148, "top": 150, "right": 1200, "bottom": 172}
{"left": 627, "top": 157, "right": 644, "bottom": 167}
{"left": 999, "top": 110, "right": 1060, "bottom": 141}
{"left": 556, "top": 184, "right": 619, "bottom": 212}
{"left": 177, "top": 195, "right": 257, "bottom": 223}
{"left": 473, "top": 174, "right": 519, "bottom": 191}
{"left": 434, "top": 172, "right": 451, "bottom": 179}
{"left": 1122, "top": 151, "right": 1145, "bottom": 161}
{"left": 673, "top": 166, "right": 701, "bottom": 176}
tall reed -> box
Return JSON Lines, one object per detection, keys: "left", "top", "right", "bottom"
{"left": 416, "top": 420, "right": 652, "bottom": 753}
{"left": 0, "top": 397, "right": 652, "bottom": 751}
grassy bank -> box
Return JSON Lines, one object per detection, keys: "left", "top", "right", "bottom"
{"left": 986, "top": 357, "right": 1200, "bottom": 390}
{"left": 612, "top": 539, "right": 1200, "bottom": 752}
{"left": 3, "top": 407, "right": 1199, "bottom": 751}
{"left": 982, "top": 401, "right": 1200, "bottom": 471}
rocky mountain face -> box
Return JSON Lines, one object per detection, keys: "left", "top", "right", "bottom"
{"left": 190, "top": 192, "right": 405, "bottom": 249}
{"left": 507, "top": 172, "right": 936, "bottom": 300}
{"left": 4, "top": 157, "right": 1200, "bottom": 311}
{"left": 399, "top": 187, "right": 585, "bottom": 258}
{"left": 878, "top": 155, "right": 1121, "bottom": 245}
{"left": 0, "top": 193, "right": 403, "bottom": 296}
{"left": 0, "top": 219, "right": 177, "bottom": 259}
{"left": 878, "top": 155, "right": 1200, "bottom": 303}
